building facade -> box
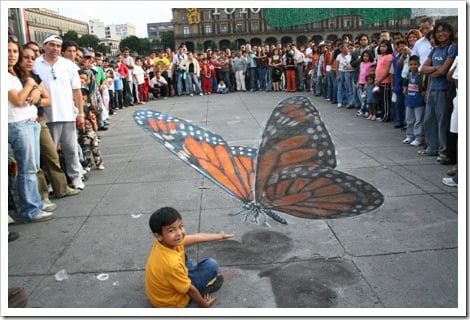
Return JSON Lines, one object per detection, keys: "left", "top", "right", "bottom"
{"left": 16, "top": 8, "right": 89, "bottom": 44}
{"left": 105, "top": 23, "right": 136, "bottom": 40}
{"left": 147, "top": 22, "right": 174, "bottom": 41}
{"left": 172, "top": 8, "right": 458, "bottom": 52}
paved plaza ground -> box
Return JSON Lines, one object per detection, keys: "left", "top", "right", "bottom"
{"left": 6, "top": 91, "right": 462, "bottom": 316}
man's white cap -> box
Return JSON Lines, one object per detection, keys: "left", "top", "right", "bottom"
{"left": 43, "top": 34, "right": 63, "bottom": 45}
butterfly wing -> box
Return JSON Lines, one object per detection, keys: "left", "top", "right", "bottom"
{"left": 260, "top": 166, "right": 384, "bottom": 219}
{"left": 255, "top": 96, "right": 384, "bottom": 219}
{"left": 134, "top": 110, "right": 254, "bottom": 202}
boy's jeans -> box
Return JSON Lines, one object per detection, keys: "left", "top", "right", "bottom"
{"left": 185, "top": 255, "right": 218, "bottom": 291}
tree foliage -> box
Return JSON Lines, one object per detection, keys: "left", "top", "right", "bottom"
{"left": 62, "top": 30, "right": 79, "bottom": 43}
{"left": 160, "top": 31, "right": 175, "bottom": 51}
{"left": 77, "top": 34, "right": 101, "bottom": 50}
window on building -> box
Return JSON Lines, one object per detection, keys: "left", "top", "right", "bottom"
{"left": 251, "top": 21, "right": 259, "bottom": 32}
{"left": 183, "top": 26, "right": 190, "bottom": 35}
{"left": 205, "top": 24, "right": 212, "bottom": 34}
{"left": 204, "top": 10, "right": 212, "bottom": 20}
{"left": 220, "top": 23, "right": 228, "bottom": 33}
{"left": 328, "top": 19, "right": 335, "bottom": 29}
{"left": 343, "top": 18, "right": 351, "bottom": 28}
{"left": 235, "top": 23, "right": 243, "bottom": 33}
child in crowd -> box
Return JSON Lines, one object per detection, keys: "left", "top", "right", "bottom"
{"left": 78, "top": 88, "right": 105, "bottom": 171}
{"left": 133, "top": 57, "right": 147, "bottom": 104}
{"left": 365, "top": 74, "right": 379, "bottom": 121}
{"left": 402, "top": 55, "right": 426, "bottom": 146}
{"left": 105, "top": 69, "right": 116, "bottom": 115}
{"left": 145, "top": 207, "right": 234, "bottom": 308}
{"left": 356, "top": 50, "right": 373, "bottom": 118}
{"left": 112, "top": 63, "right": 124, "bottom": 109}
{"left": 216, "top": 80, "right": 229, "bottom": 94}
{"left": 201, "top": 57, "right": 212, "bottom": 95}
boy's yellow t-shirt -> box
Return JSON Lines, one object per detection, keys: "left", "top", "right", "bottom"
{"left": 145, "top": 237, "right": 191, "bottom": 307}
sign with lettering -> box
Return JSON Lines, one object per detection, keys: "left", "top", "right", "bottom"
{"left": 212, "top": 8, "right": 261, "bottom": 15}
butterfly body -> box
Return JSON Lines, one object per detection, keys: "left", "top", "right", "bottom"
{"left": 134, "top": 96, "right": 384, "bottom": 225}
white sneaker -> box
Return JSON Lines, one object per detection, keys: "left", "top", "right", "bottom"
{"left": 337, "top": 103, "right": 343, "bottom": 108}
{"left": 402, "top": 137, "right": 412, "bottom": 144}
{"left": 42, "top": 199, "right": 57, "bottom": 212}
{"left": 8, "top": 215, "right": 15, "bottom": 224}
{"left": 97, "top": 164, "right": 105, "bottom": 170}
{"left": 199, "top": 93, "right": 203, "bottom": 96}
{"left": 29, "top": 210, "right": 54, "bottom": 223}
{"left": 442, "top": 177, "right": 457, "bottom": 187}
{"left": 409, "top": 140, "right": 423, "bottom": 147}
{"left": 72, "top": 177, "right": 85, "bottom": 190}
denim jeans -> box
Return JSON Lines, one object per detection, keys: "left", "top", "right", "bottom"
{"left": 405, "top": 106, "right": 425, "bottom": 142}
{"left": 176, "top": 71, "right": 190, "bottom": 95}
{"left": 248, "top": 67, "right": 258, "bottom": 91}
{"left": 8, "top": 120, "right": 43, "bottom": 220}
{"left": 257, "top": 67, "right": 268, "bottom": 90}
{"left": 185, "top": 256, "right": 218, "bottom": 292}
{"left": 327, "top": 71, "right": 337, "bottom": 101}
{"left": 296, "top": 64, "right": 304, "bottom": 90}
{"left": 423, "top": 89, "right": 451, "bottom": 155}
{"left": 188, "top": 73, "right": 202, "bottom": 94}
{"left": 337, "top": 71, "right": 350, "bottom": 104}
{"left": 344, "top": 71, "right": 354, "bottom": 105}
{"left": 393, "top": 91, "right": 406, "bottom": 126}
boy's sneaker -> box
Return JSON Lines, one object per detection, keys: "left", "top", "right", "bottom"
{"left": 42, "top": 199, "right": 57, "bottom": 212}
{"left": 200, "top": 275, "right": 224, "bottom": 295}
{"left": 442, "top": 177, "right": 457, "bottom": 187}
{"left": 409, "top": 140, "right": 423, "bottom": 147}
{"left": 402, "top": 137, "right": 412, "bottom": 144}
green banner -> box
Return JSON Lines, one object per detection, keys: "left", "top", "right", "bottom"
{"left": 264, "top": 8, "right": 412, "bottom": 27}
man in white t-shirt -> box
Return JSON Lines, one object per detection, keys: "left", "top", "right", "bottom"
{"left": 412, "top": 17, "right": 434, "bottom": 70}
{"left": 34, "top": 34, "right": 85, "bottom": 189}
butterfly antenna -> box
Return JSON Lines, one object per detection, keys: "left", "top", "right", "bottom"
{"left": 229, "top": 208, "right": 245, "bottom": 216}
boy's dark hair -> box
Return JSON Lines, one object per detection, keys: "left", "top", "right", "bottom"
{"left": 409, "top": 55, "right": 420, "bottom": 64}
{"left": 62, "top": 40, "right": 79, "bottom": 53}
{"left": 366, "top": 74, "right": 375, "bottom": 81}
{"left": 149, "top": 207, "right": 182, "bottom": 234}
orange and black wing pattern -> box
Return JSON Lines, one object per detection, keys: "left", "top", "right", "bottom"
{"left": 255, "top": 96, "right": 384, "bottom": 219}
{"left": 134, "top": 110, "right": 254, "bottom": 203}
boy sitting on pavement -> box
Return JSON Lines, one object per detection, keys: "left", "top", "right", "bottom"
{"left": 145, "top": 207, "right": 235, "bottom": 308}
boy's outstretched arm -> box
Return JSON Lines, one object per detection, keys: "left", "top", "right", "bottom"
{"left": 185, "top": 231, "right": 235, "bottom": 246}
{"left": 187, "top": 284, "right": 217, "bottom": 307}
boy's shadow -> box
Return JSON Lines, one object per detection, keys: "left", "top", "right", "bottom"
{"left": 198, "top": 229, "right": 362, "bottom": 308}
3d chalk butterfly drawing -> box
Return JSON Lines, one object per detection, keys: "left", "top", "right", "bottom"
{"left": 133, "top": 96, "right": 384, "bottom": 225}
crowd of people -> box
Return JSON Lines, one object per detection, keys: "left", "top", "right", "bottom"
{"left": 7, "top": 16, "right": 458, "bottom": 244}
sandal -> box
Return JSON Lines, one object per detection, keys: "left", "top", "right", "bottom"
{"left": 418, "top": 149, "right": 437, "bottom": 156}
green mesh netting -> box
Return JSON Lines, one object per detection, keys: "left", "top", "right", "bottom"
{"left": 264, "top": 8, "right": 412, "bottom": 27}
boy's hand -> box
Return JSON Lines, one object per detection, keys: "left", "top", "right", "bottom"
{"left": 220, "top": 231, "right": 235, "bottom": 240}
{"left": 200, "top": 293, "right": 217, "bottom": 308}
